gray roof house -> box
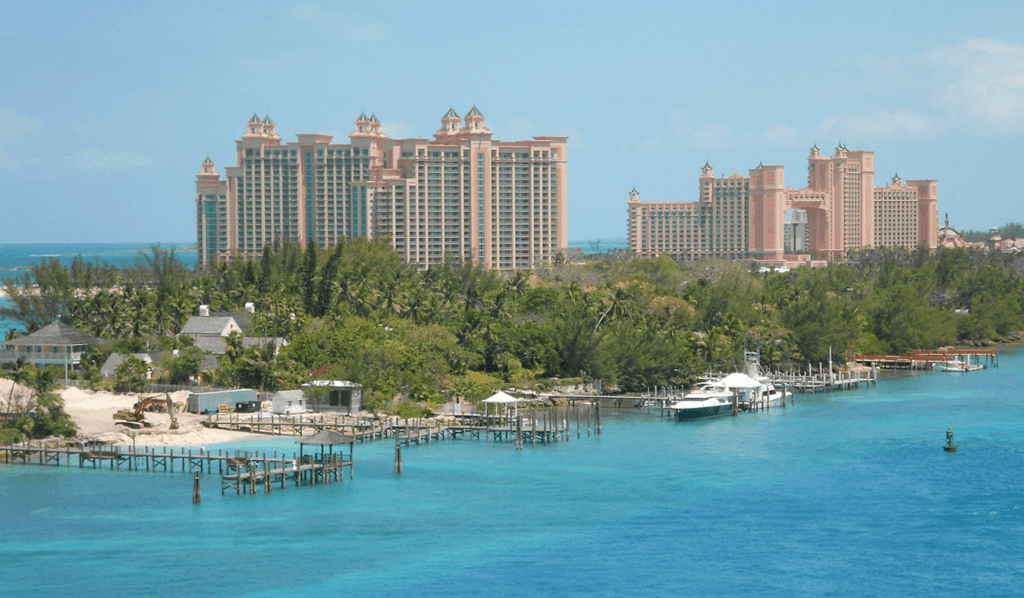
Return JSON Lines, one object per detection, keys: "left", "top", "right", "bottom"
{"left": 100, "top": 352, "right": 158, "bottom": 378}
{"left": 179, "top": 316, "right": 243, "bottom": 339}
{"left": 0, "top": 321, "right": 103, "bottom": 368}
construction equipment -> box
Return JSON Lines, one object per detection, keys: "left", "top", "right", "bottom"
{"left": 113, "top": 395, "right": 179, "bottom": 430}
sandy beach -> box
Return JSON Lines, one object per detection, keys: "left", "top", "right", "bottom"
{"left": 0, "top": 379, "right": 264, "bottom": 447}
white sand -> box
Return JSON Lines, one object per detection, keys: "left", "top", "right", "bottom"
{"left": 0, "top": 379, "right": 264, "bottom": 447}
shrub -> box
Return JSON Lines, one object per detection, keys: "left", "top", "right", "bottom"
{"left": 397, "top": 401, "right": 432, "bottom": 419}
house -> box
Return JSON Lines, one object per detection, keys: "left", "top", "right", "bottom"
{"left": 179, "top": 304, "right": 284, "bottom": 372}
{"left": 0, "top": 321, "right": 102, "bottom": 370}
{"left": 179, "top": 314, "right": 242, "bottom": 340}
{"left": 271, "top": 390, "right": 307, "bottom": 415}
{"left": 100, "top": 353, "right": 158, "bottom": 378}
{"left": 301, "top": 380, "right": 362, "bottom": 413}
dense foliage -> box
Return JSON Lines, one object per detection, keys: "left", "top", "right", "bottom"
{"left": 958, "top": 221, "right": 1024, "bottom": 243}
{"left": 3, "top": 240, "right": 1023, "bottom": 416}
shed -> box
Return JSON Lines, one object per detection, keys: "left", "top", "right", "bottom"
{"left": 271, "top": 390, "right": 307, "bottom": 415}
{"left": 187, "top": 389, "right": 258, "bottom": 414}
{"left": 301, "top": 380, "right": 362, "bottom": 413}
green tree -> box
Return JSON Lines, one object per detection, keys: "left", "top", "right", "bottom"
{"left": 114, "top": 357, "right": 149, "bottom": 393}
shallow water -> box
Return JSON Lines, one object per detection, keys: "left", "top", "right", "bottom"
{"left": 2, "top": 349, "right": 1022, "bottom": 597}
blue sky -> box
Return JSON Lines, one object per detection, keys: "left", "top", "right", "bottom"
{"left": 2, "top": 0, "right": 1022, "bottom": 243}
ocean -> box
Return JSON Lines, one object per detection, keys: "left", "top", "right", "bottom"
{"left": 0, "top": 243, "right": 196, "bottom": 335}
{"left": 1, "top": 348, "right": 1022, "bottom": 597}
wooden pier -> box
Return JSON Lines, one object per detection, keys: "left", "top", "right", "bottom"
{"left": 205, "top": 404, "right": 592, "bottom": 448}
{"left": 0, "top": 440, "right": 352, "bottom": 497}
{"left": 854, "top": 348, "right": 997, "bottom": 369}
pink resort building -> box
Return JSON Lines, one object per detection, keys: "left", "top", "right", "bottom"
{"left": 627, "top": 145, "right": 937, "bottom": 263}
{"left": 196, "top": 108, "right": 568, "bottom": 270}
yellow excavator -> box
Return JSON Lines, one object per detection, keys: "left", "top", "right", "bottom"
{"left": 114, "top": 394, "right": 179, "bottom": 430}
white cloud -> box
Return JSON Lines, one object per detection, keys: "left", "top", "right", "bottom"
{"left": 815, "top": 110, "right": 934, "bottom": 140}
{"left": 0, "top": 108, "right": 42, "bottom": 169}
{"left": 501, "top": 116, "right": 536, "bottom": 140}
{"left": 383, "top": 120, "right": 415, "bottom": 139}
{"left": 918, "top": 38, "right": 1024, "bottom": 135}
{"left": 669, "top": 108, "right": 691, "bottom": 137}
{"left": 72, "top": 147, "right": 152, "bottom": 172}
{"left": 559, "top": 126, "right": 583, "bottom": 150}
{"left": 667, "top": 107, "right": 749, "bottom": 150}
{"left": 689, "top": 122, "right": 746, "bottom": 150}
{"left": 620, "top": 136, "right": 663, "bottom": 153}
{"left": 760, "top": 124, "right": 805, "bottom": 147}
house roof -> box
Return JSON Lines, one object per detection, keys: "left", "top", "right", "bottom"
{"left": 210, "top": 311, "right": 252, "bottom": 331}
{"left": 272, "top": 390, "right": 307, "bottom": 400}
{"left": 298, "top": 429, "right": 355, "bottom": 445}
{"left": 193, "top": 335, "right": 284, "bottom": 355}
{"left": 99, "top": 352, "right": 156, "bottom": 377}
{"left": 5, "top": 321, "right": 103, "bottom": 347}
{"left": 193, "top": 336, "right": 228, "bottom": 354}
{"left": 179, "top": 316, "right": 239, "bottom": 336}
{"left": 303, "top": 380, "right": 362, "bottom": 389}
{"left": 199, "top": 355, "right": 219, "bottom": 372}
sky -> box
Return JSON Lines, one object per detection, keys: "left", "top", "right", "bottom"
{"left": 2, "top": 0, "right": 1023, "bottom": 244}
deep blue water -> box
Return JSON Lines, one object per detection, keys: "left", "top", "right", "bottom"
{"left": 2, "top": 348, "right": 1022, "bottom": 597}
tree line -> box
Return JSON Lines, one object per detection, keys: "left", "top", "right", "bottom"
{"left": 2, "top": 240, "right": 1023, "bottom": 435}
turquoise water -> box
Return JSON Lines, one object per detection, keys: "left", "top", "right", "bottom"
{"left": 2, "top": 356, "right": 1022, "bottom": 596}
{"left": 569, "top": 238, "right": 628, "bottom": 254}
{"left": 0, "top": 242, "right": 197, "bottom": 279}
{"left": 0, "top": 243, "right": 196, "bottom": 334}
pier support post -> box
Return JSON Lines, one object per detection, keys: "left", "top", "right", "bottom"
{"left": 193, "top": 472, "right": 201, "bottom": 504}
{"left": 395, "top": 443, "right": 403, "bottom": 474}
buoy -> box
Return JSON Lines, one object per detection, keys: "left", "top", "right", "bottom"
{"left": 943, "top": 428, "right": 958, "bottom": 453}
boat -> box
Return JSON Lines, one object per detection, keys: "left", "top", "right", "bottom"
{"left": 939, "top": 359, "right": 984, "bottom": 372}
{"left": 668, "top": 380, "right": 736, "bottom": 420}
{"left": 669, "top": 354, "right": 784, "bottom": 420}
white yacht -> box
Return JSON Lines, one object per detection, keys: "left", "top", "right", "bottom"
{"left": 669, "top": 353, "right": 783, "bottom": 420}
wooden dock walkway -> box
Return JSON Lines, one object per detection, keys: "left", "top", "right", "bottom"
{"left": 205, "top": 405, "right": 595, "bottom": 447}
{"left": 854, "top": 348, "right": 997, "bottom": 369}
{"left": 0, "top": 440, "right": 352, "bottom": 497}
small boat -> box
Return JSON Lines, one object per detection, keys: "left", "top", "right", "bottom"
{"left": 939, "top": 359, "right": 984, "bottom": 372}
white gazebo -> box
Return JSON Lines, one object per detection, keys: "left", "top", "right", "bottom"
{"left": 482, "top": 391, "right": 524, "bottom": 418}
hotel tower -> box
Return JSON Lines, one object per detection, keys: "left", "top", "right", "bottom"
{"left": 196, "top": 109, "right": 568, "bottom": 270}
{"left": 627, "top": 145, "right": 937, "bottom": 261}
